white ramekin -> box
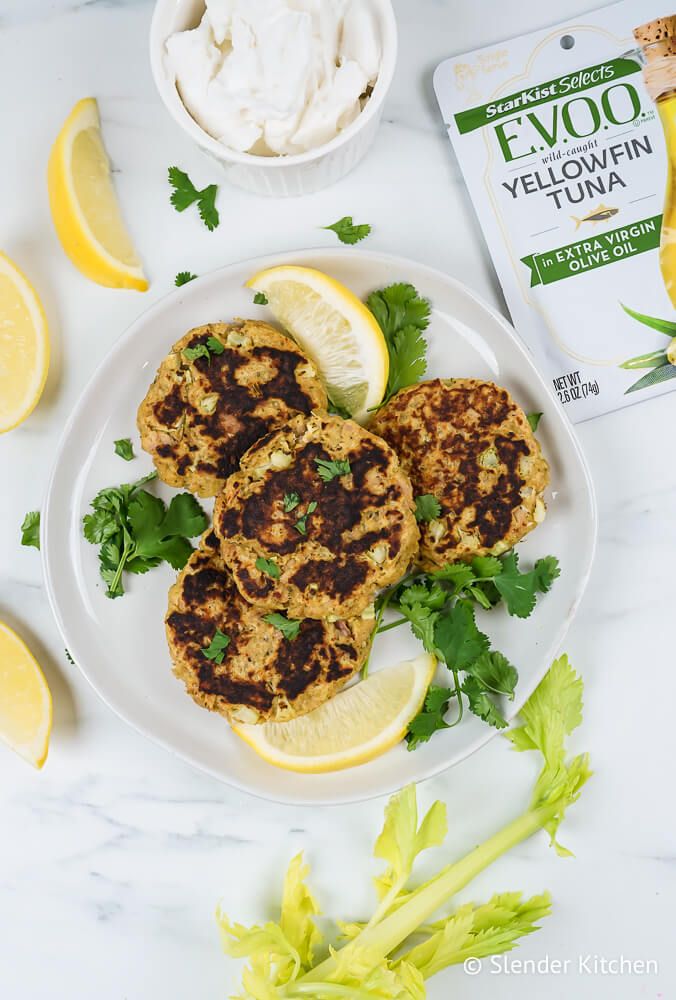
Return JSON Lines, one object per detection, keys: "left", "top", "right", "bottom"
{"left": 150, "top": 0, "right": 398, "bottom": 197}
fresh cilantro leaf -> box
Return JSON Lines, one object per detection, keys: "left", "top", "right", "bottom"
{"left": 493, "top": 551, "right": 538, "bottom": 619}
{"left": 415, "top": 494, "right": 441, "bottom": 523}
{"left": 404, "top": 603, "right": 439, "bottom": 651}
{"left": 168, "top": 167, "right": 219, "bottom": 230}
{"left": 127, "top": 491, "right": 207, "bottom": 569}
{"left": 527, "top": 412, "right": 543, "bottom": 432}
{"left": 434, "top": 601, "right": 489, "bottom": 671}
{"left": 206, "top": 336, "right": 225, "bottom": 355}
{"left": 168, "top": 166, "right": 200, "bottom": 211}
{"left": 20, "top": 511, "right": 40, "bottom": 549}
{"left": 399, "top": 580, "right": 446, "bottom": 612}
{"left": 388, "top": 325, "right": 428, "bottom": 396}
{"left": 470, "top": 555, "right": 503, "bottom": 579}
{"left": 462, "top": 675, "right": 509, "bottom": 729}
{"left": 406, "top": 685, "right": 453, "bottom": 750}
{"left": 367, "top": 283, "right": 431, "bottom": 340}
{"left": 294, "top": 500, "right": 318, "bottom": 536}
{"left": 183, "top": 343, "right": 211, "bottom": 364}
{"left": 432, "top": 562, "right": 475, "bottom": 590}
{"left": 65, "top": 648, "right": 75, "bottom": 665}
{"left": 253, "top": 291, "right": 268, "bottom": 305}
{"left": 256, "top": 556, "right": 280, "bottom": 579}
{"left": 175, "top": 271, "right": 197, "bottom": 286}
{"left": 283, "top": 492, "right": 300, "bottom": 513}
{"left": 324, "top": 215, "right": 371, "bottom": 245}
{"left": 198, "top": 184, "right": 219, "bottom": 231}
{"left": 314, "top": 458, "right": 351, "bottom": 482}
{"left": 533, "top": 555, "right": 560, "bottom": 593}
{"left": 264, "top": 613, "right": 302, "bottom": 640}
{"left": 202, "top": 629, "right": 230, "bottom": 664}
{"left": 114, "top": 438, "right": 134, "bottom": 462}
{"left": 156, "top": 492, "right": 209, "bottom": 539}
{"left": 470, "top": 651, "right": 518, "bottom": 699}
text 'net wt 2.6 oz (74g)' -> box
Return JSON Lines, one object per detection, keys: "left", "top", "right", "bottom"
{"left": 434, "top": 0, "right": 676, "bottom": 421}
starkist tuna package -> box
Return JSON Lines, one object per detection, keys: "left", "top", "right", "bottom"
{"left": 434, "top": 0, "right": 676, "bottom": 421}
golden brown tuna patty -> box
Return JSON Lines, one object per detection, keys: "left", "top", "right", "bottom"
{"left": 166, "top": 532, "right": 374, "bottom": 724}
{"left": 369, "top": 378, "right": 549, "bottom": 569}
{"left": 213, "top": 411, "right": 419, "bottom": 619}
{"left": 137, "top": 320, "right": 327, "bottom": 498}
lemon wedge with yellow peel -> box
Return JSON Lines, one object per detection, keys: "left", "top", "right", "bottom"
{"left": 0, "top": 252, "right": 50, "bottom": 433}
{"left": 48, "top": 97, "right": 148, "bottom": 291}
{"left": 0, "top": 622, "right": 52, "bottom": 768}
{"left": 246, "top": 265, "right": 388, "bottom": 423}
{"left": 234, "top": 653, "right": 436, "bottom": 773}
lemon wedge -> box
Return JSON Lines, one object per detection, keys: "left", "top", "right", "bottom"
{"left": 0, "top": 622, "right": 52, "bottom": 769}
{"left": 48, "top": 97, "right": 148, "bottom": 291}
{"left": 0, "top": 252, "right": 50, "bottom": 433}
{"left": 234, "top": 653, "right": 436, "bottom": 773}
{"left": 246, "top": 265, "right": 388, "bottom": 423}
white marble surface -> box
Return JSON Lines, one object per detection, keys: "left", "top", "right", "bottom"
{"left": 1, "top": 0, "right": 675, "bottom": 997}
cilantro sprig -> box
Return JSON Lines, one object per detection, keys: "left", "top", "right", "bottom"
{"left": 175, "top": 271, "right": 197, "bottom": 287}
{"left": 114, "top": 438, "right": 134, "bottom": 461}
{"left": 168, "top": 167, "right": 219, "bottom": 231}
{"left": 375, "top": 550, "right": 560, "bottom": 744}
{"left": 82, "top": 472, "right": 208, "bottom": 598}
{"left": 367, "top": 283, "right": 430, "bottom": 408}
{"left": 415, "top": 494, "right": 441, "bottom": 523}
{"left": 20, "top": 511, "right": 41, "bottom": 549}
{"left": 202, "top": 629, "right": 230, "bottom": 664}
{"left": 323, "top": 216, "right": 371, "bottom": 245}
{"left": 294, "top": 501, "right": 318, "bottom": 536}
{"left": 314, "top": 458, "right": 351, "bottom": 482}
{"left": 182, "top": 336, "right": 224, "bottom": 365}
{"left": 256, "top": 556, "right": 280, "bottom": 579}
{"left": 264, "top": 613, "right": 302, "bottom": 641}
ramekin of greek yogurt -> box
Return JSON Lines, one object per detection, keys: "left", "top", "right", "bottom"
{"left": 150, "top": 0, "right": 397, "bottom": 196}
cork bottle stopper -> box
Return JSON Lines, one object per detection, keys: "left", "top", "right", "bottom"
{"left": 634, "top": 15, "right": 676, "bottom": 62}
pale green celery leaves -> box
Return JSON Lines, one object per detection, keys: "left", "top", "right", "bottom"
{"left": 372, "top": 786, "right": 447, "bottom": 917}
{"left": 398, "top": 892, "right": 552, "bottom": 979}
{"left": 217, "top": 853, "right": 322, "bottom": 997}
{"left": 507, "top": 654, "right": 591, "bottom": 855}
{"left": 280, "top": 854, "right": 322, "bottom": 968}
{"left": 326, "top": 946, "right": 425, "bottom": 999}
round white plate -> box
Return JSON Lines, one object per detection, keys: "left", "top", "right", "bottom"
{"left": 42, "top": 249, "right": 597, "bottom": 805}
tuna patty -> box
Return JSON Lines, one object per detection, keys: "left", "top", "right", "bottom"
{"left": 137, "top": 320, "right": 327, "bottom": 497}
{"left": 213, "top": 411, "right": 420, "bottom": 619}
{"left": 369, "top": 378, "right": 549, "bottom": 569}
{"left": 166, "top": 532, "right": 374, "bottom": 724}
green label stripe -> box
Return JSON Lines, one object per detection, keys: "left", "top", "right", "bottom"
{"left": 521, "top": 215, "right": 661, "bottom": 287}
{"left": 454, "top": 57, "right": 641, "bottom": 134}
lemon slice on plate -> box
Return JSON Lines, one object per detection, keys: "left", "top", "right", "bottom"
{"left": 0, "top": 623, "right": 52, "bottom": 768}
{"left": 0, "top": 252, "right": 50, "bottom": 432}
{"left": 48, "top": 97, "right": 148, "bottom": 291}
{"left": 234, "top": 653, "right": 436, "bottom": 773}
{"left": 246, "top": 265, "right": 388, "bottom": 423}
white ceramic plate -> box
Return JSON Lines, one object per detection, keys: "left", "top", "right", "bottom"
{"left": 42, "top": 249, "right": 597, "bottom": 805}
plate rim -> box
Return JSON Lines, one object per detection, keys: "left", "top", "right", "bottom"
{"left": 41, "top": 246, "right": 598, "bottom": 805}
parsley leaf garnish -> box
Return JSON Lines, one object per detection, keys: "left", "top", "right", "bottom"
{"left": 283, "top": 492, "right": 300, "bottom": 513}
{"left": 323, "top": 216, "right": 371, "bottom": 245}
{"left": 168, "top": 167, "right": 219, "bottom": 230}
{"left": 367, "top": 283, "right": 430, "bottom": 407}
{"left": 256, "top": 556, "right": 280, "bottom": 579}
{"left": 253, "top": 291, "right": 268, "bottom": 305}
{"left": 175, "top": 271, "right": 197, "bottom": 287}
{"left": 182, "top": 343, "right": 211, "bottom": 364}
{"left": 263, "top": 613, "right": 302, "bottom": 640}
{"left": 434, "top": 600, "right": 490, "bottom": 671}
{"left": 114, "top": 438, "right": 134, "bottom": 462}
{"left": 64, "top": 648, "right": 75, "bottom": 665}
{"left": 493, "top": 551, "right": 560, "bottom": 619}
{"left": 20, "top": 511, "right": 40, "bottom": 549}
{"left": 314, "top": 458, "right": 351, "bottom": 482}
{"left": 527, "top": 412, "right": 543, "bottom": 432}
{"left": 202, "top": 629, "right": 230, "bottom": 664}
{"left": 82, "top": 473, "right": 207, "bottom": 598}
{"left": 462, "top": 675, "right": 509, "bottom": 729}
{"left": 406, "top": 685, "right": 453, "bottom": 750}
{"left": 294, "top": 500, "right": 318, "bottom": 535}
{"left": 415, "top": 494, "right": 441, "bottom": 523}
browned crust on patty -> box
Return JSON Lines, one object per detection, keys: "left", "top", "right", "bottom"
{"left": 213, "top": 411, "right": 420, "bottom": 619}
{"left": 166, "top": 532, "right": 374, "bottom": 724}
{"left": 137, "top": 320, "right": 327, "bottom": 497}
{"left": 369, "top": 378, "right": 549, "bottom": 568}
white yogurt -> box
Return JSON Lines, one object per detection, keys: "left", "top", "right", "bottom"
{"left": 166, "top": 0, "right": 382, "bottom": 156}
